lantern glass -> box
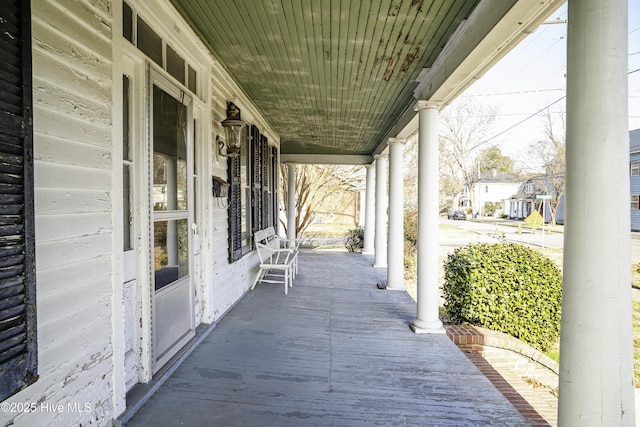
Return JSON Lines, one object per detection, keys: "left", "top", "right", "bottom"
{"left": 223, "top": 120, "right": 244, "bottom": 150}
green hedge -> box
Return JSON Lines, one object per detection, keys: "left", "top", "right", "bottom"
{"left": 443, "top": 242, "right": 562, "bottom": 352}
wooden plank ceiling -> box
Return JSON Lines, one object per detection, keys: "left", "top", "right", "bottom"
{"left": 169, "top": 0, "right": 481, "bottom": 157}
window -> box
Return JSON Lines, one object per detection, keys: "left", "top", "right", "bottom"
{"left": 632, "top": 195, "right": 640, "bottom": 210}
{"left": 227, "top": 111, "right": 251, "bottom": 262}
{"left": 270, "top": 146, "right": 279, "bottom": 228}
{"left": 631, "top": 160, "right": 640, "bottom": 176}
{"left": 240, "top": 129, "right": 251, "bottom": 249}
{"left": 0, "top": 0, "right": 38, "bottom": 401}
{"left": 166, "top": 44, "right": 185, "bottom": 84}
{"left": 250, "top": 126, "right": 273, "bottom": 235}
{"left": 123, "top": 2, "right": 198, "bottom": 95}
{"left": 123, "top": 75, "right": 133, "bottom": 251}
{"left": 227, "top": 117, "right": 278, "bottom": 262}
{"left": 136, "top": 16, "right": 162, "bottom": 66}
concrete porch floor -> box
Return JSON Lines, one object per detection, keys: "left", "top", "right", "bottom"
{"left": 126, "top": 249, "right": 529, "bottom": 426}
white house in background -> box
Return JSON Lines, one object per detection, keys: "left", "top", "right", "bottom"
{"left": 454, "top": 172, "right": 521, "bottom": 217}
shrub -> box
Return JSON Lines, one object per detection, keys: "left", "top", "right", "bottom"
{"left": 404, "top": 209, "right": 418, "bottom": 246}
{"left": 443, "top": 242, "right": 562, "bottom": 352}
{"left": 404, "top": 209, "right": 418, "bottom": 283}
{"left": 344, "top": 227, "right": 364, "bottom": 252}
{"left": 484, "top": 202, "right": 498, "bottom": 217}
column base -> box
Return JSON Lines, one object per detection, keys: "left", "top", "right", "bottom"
{"left": 373, "top": 263, "right": 387, "bottom": 268}
{"left": 410, "top": 318, "right": 445, "bottom": 334}
{"left": 385, "top": 283, "right": 405, "bottom": 291}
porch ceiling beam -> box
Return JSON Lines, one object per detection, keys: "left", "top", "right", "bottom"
{"left": 373, "top": 0, "right": 565, "bottom": 156}
{"left": 280, "top": 154, "right": 373, "bottom": 165}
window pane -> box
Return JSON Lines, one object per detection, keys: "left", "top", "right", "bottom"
{"left": 153, "top": 85, "right": 187, "bottom": 211}
{"left": 123, "top": 76, "right": 131, "bottom": 161}
{"left": 123, "top": 2, "right": 133, "bottom": 42}
{"left": 123, "top": 75, "right": 133, "bottom": 251}
{"left": 123, "top": 165, "right": 132, "bottom": 250}
{"left": 166, "top": 44, "right": 185, "bottom": 84}
{"left": 240, "top": 132, "right": 251, "bottom": 248}
{"left": 188, "top": 65, "right": 197, "bottom": 94}
{"left": 193, "top": 121, "right": 198, "bottom": 223}
{"left": 153, "top": 219, "right": 189, "bottom": 290}
{"left": 137, "top": 16, "right": 162, "bottom": 66}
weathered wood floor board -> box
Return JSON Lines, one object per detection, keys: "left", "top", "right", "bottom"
{"left": 127, "top": 250, "right": 528, "bottom": 426}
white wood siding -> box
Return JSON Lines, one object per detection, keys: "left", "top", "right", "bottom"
{"left": 4, "top": 0, "right": 282, "bottom": 424}
{"left": 3, "top": 0, "right": 117, "bottom": 426}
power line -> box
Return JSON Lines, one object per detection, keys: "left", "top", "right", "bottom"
{"left": 468, "top": 88, "right": 564, "bottom": 97}
{"left": 479, "top": 96, "right": 566, "bottom": 145}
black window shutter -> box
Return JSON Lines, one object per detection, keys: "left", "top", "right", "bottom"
{"left": 250, "top": 125, "right": 262, "bottom": 235}
{"left": 227, "top": 154, "right": 242, "bottom": 262}
{"left": 260, "top": 135, "right": 269, "bottom": 229}
{"left": 271, "top": 146, "right": 278, "bottom": 229}
{"left": 0, "top": 0, "right": 38, "bottom": 401}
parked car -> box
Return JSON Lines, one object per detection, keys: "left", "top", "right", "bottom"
{"left": 447, "top": 210, "right": 467, "bottom": 220}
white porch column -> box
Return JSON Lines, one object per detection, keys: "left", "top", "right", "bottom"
{"left": 363, "top": 164, "right": 375, "bottom": 254}
{"left": 286, "top": 163, "right": 297, "bottom": 241}
{"left": 559, "top": 0, "right": 633, "bottom": 425}
{"left": 373, "top": 154, "right": 388, "bottom": 268}
{"left": 386, "top": 138, "right": 405, "bottom": 290}
{"left": 411, "top": 101, "right": 444, "bottom": 334}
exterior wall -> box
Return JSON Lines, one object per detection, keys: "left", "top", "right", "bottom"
{"left": 2, "top": 1, "right": 118, "bottom": 426}
{"left": 472, "top": 181, "right": 520, "bottom": 216}
{"left": 206, "top": 60, "right": 280, "bottom": 322}
{"left": 1, "top": 1, "right": 281, "bottom": 425}
{"left": 553, "top": 195, "right": 565, "bottom": 225}
{"left": 631, "top": 151, "right": 640, "bottom": 231}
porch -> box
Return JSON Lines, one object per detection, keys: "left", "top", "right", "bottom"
{"left": 124, "top": 249, "right": 529, "bottom": 426}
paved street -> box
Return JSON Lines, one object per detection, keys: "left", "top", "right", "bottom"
{"left": 442, "top": 217, "right": 640, "bottom": 264}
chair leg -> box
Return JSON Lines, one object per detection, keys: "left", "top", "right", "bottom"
{"left": 289, "top": 265, "right": 293, "bottom": 288}
{"left": 284, "top": 269, "right": 289, "bottom": 295}
{"left": 252, "top": 269, "right": 265, "bottom": 290}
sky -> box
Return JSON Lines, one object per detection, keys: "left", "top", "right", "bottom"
{"left": 447, "top": 1, "right": 640, "bottom": 167}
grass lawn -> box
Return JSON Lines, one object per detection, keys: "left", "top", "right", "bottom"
{"left": 303, "top": 222, "right": 355, "bottom": 238}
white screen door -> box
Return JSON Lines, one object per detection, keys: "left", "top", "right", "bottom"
{"left": 151, "top": 74, "right": 195, "bottom": 371}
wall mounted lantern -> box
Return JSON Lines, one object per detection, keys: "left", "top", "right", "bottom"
{"left": 218, "top": 102, "right": 245, "bottom": 158}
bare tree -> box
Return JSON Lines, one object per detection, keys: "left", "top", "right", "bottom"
{"left": 440, "top": 100, "right": 497, "bottom": 212}
{"left": 438, "top": 138, "right": 465, "bottom": 213}
{"left": 403, "top": 135, "right": 419, "bottom": 210}
{"left": 523, "top": 108, "right": 566, "bottom": 225}
{"left": 280, "top": 164, "right": 363, "bottom": 236}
